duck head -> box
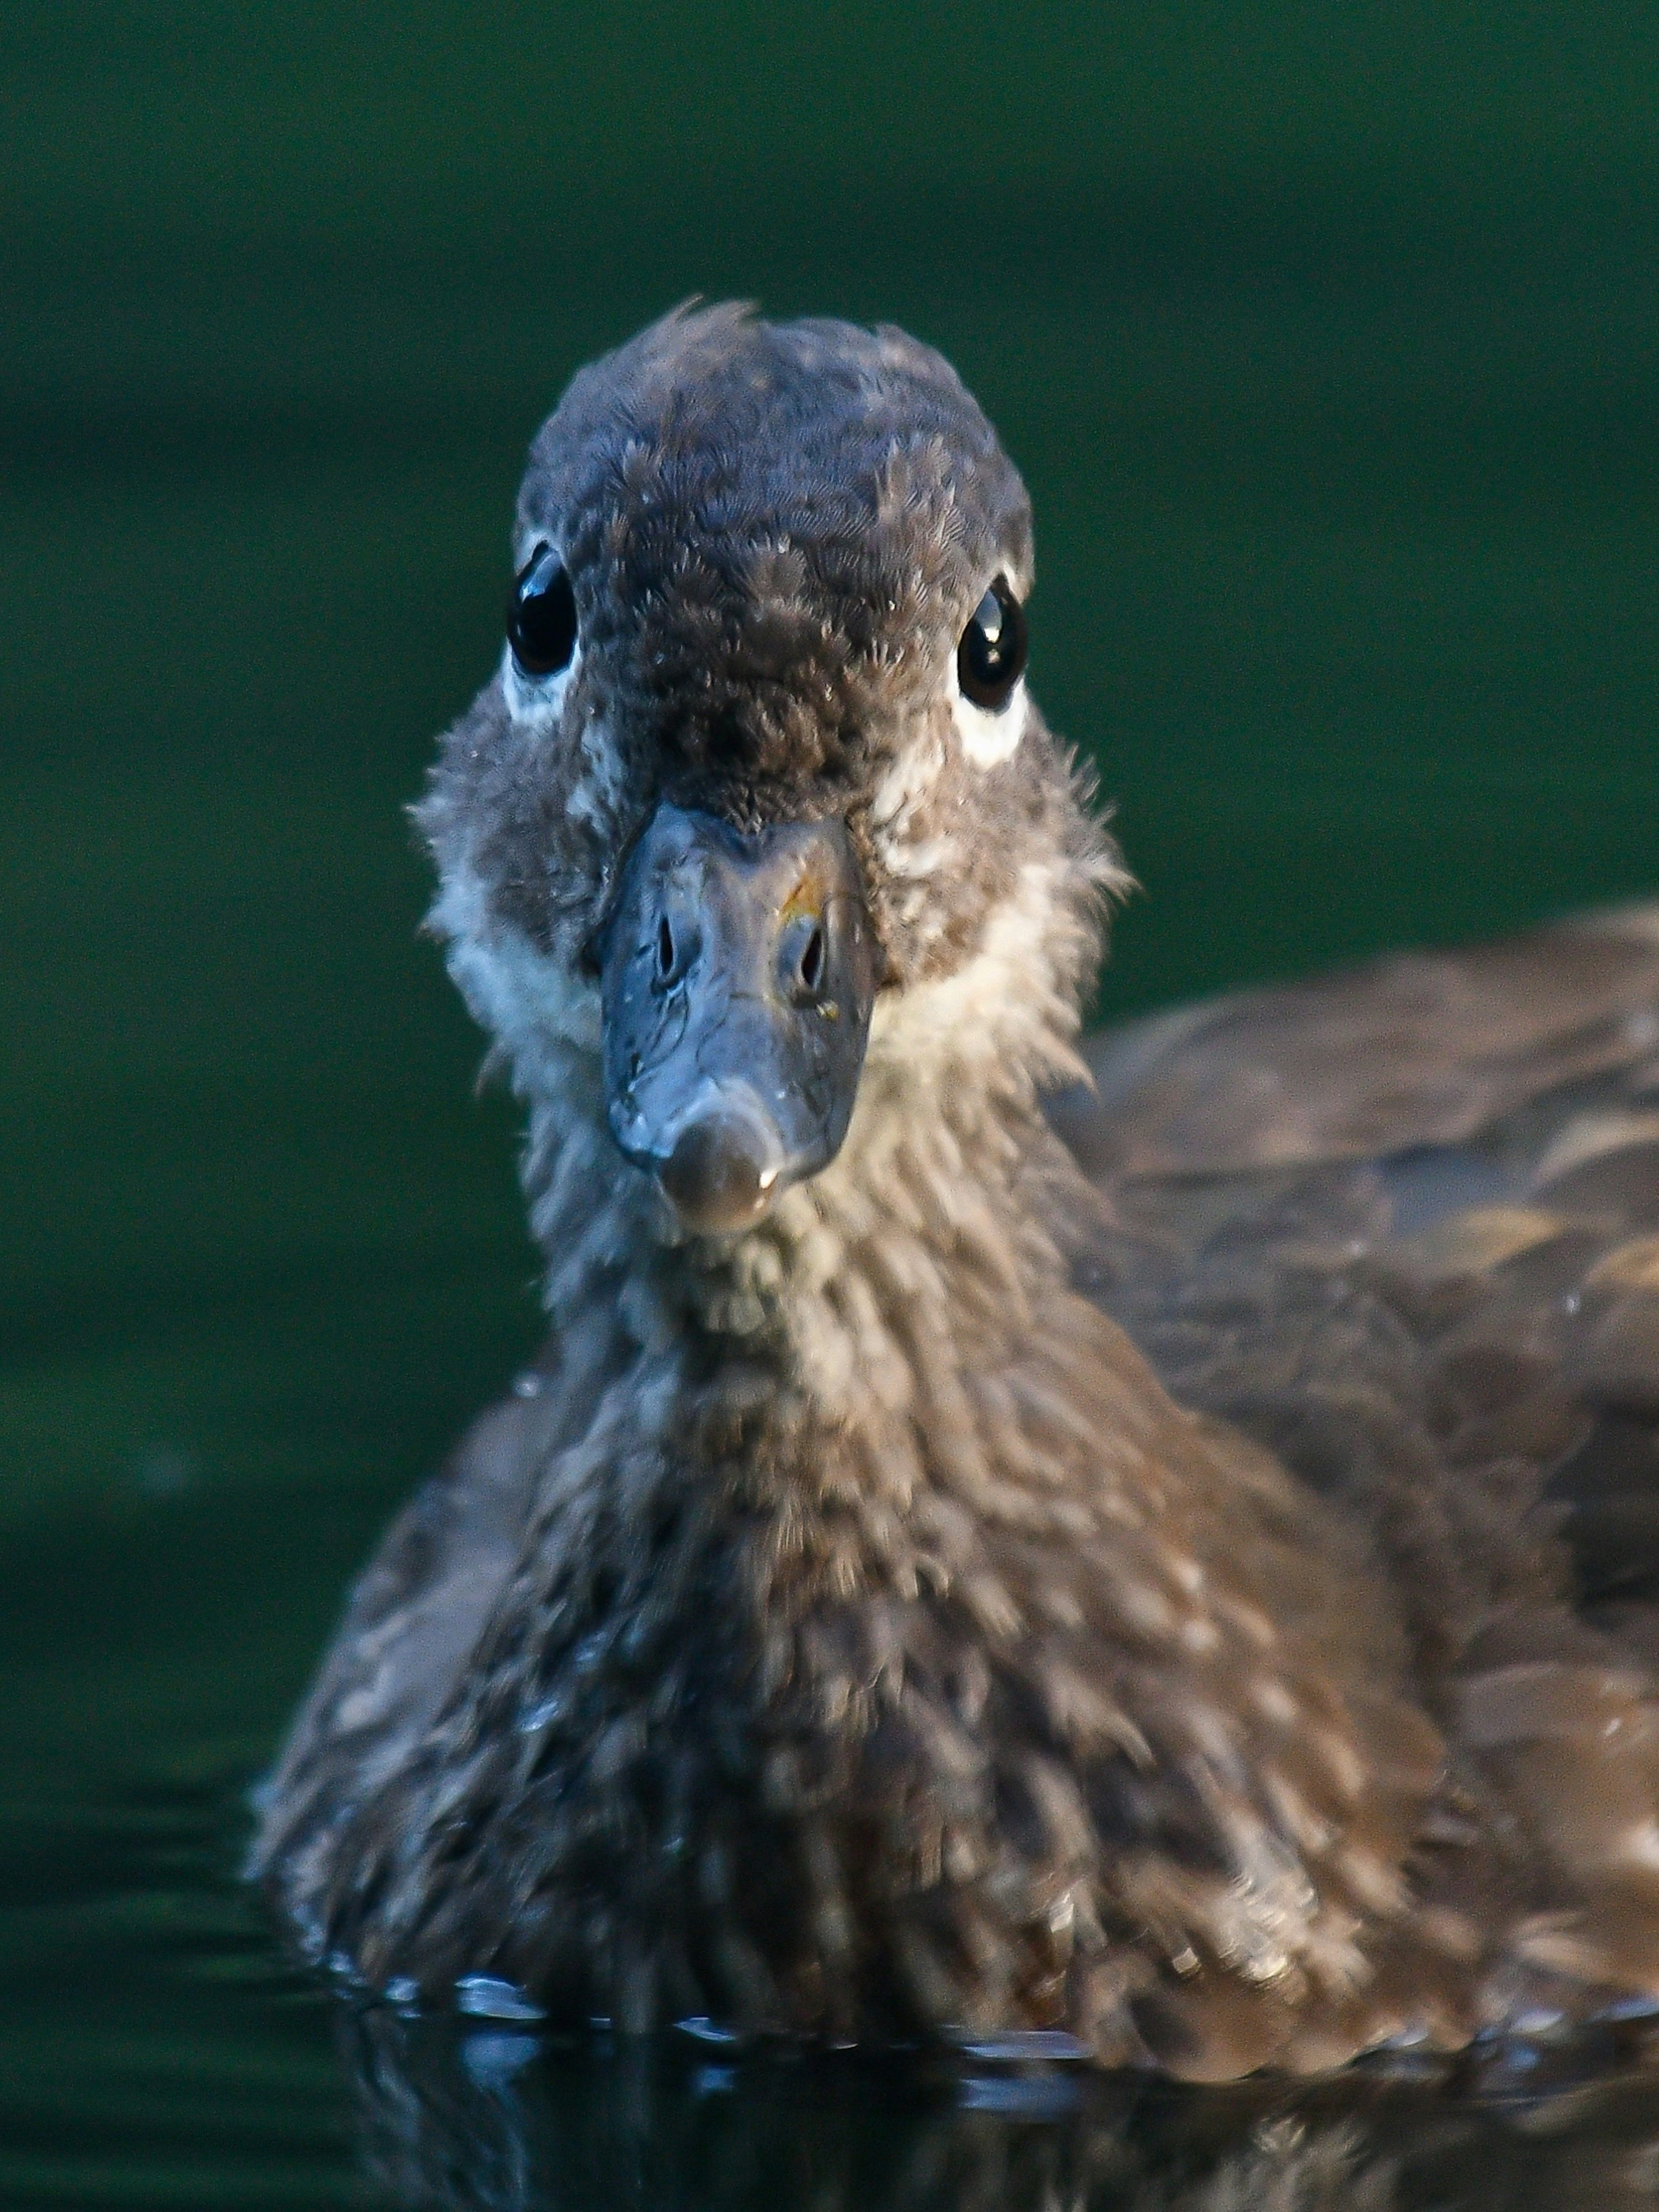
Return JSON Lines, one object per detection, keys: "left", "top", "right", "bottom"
{"left": 418, "top": 305, "right": 1120, "bottom": 1248}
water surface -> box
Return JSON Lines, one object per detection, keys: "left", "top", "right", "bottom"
{"left": 6, "top": 11, "right": 1659, "bottom": 2199}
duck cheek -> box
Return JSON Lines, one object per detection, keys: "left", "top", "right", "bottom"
{"left": 595, "top": 801, "right": 877, "bottom": 1233}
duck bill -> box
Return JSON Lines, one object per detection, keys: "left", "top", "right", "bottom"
{"left": 597, "top": 803, "right": 878, "bottom": 1234}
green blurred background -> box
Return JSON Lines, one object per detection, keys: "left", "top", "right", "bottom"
{"left": 3, "top": 0, "right": 1659, "bottom": 2177}
{"left": 3, "top": 7, "right": 1659, "bottom": 2182}
{"left": 7, "top": 0, "right": 1659, "bottom": 1656}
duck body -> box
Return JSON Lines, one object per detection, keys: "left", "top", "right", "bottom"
{"left": 254, "top": 305, "right": 1659, "bottom": 2079}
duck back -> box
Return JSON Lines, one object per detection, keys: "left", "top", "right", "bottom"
{"left": 1052, "top": 904, "right": 1659, "bottom": 2045}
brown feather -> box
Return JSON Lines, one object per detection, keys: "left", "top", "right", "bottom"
{"left": 254, "top": 308, "right": 1659, "bottom": 2080}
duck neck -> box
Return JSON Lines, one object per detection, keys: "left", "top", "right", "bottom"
{"left": 517, "top": 863, "right": 1115, "bottom": 1528}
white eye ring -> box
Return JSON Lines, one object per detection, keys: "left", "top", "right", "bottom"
{"left": 503, "top": 642, "right": 580, "bottom": 729}
{"left": 952, "top": 677, "right": 1027, "bottom": 768}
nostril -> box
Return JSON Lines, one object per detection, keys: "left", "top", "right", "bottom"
{"left": 799, "top": 926, "right": 824, "bottom": 994}
{"left": 657, "top": 915, "right": 675, "bottom": 979}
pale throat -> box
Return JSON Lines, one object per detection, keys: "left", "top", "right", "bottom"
{"left": 521, "top": 976, "right": 1080, "bottom": 1464}
{"left": 446, "top": 835, "right": 1103, "bottom": 1453}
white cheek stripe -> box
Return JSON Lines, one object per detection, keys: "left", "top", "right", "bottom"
{"left": 953, "top": 680, "right": 1028, "bottom": 770}
{"left": 429, "top": 859, "right": 603, "bottom": 1057}
{"left": 864, "top": 855, "right": 1081, "bottom": 1082}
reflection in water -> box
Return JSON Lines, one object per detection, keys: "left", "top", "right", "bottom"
{"left": 19, "top": 1755, "right": 1657, "bottom": 2208}
{"left": 341, "top": 2006, "right": 1659, "bottom": 2212}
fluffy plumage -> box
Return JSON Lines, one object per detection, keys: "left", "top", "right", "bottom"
{"left": 253, "top": 305, "right": 1659, "bottom": 2080}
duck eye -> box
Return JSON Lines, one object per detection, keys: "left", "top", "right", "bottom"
{"left": 956, "top": 577, "right": 1028, "bottom": 712}
{"left": 508, "top": 544, "right": 578, "bottom": 678}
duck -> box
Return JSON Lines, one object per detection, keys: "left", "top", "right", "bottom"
{"left": 253, "top": 302, "right": 1659, "bottom": 2082}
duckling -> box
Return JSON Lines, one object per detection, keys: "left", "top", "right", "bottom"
{"left": 254, "top": 303, "right": 1659, "bottom": 2080}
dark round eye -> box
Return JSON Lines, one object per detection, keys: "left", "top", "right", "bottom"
{"left": 508, "top": 543, "right": 578, "bottom": 678}
{"left": 957, "top": 576, "right": 1028, "bottom": 712}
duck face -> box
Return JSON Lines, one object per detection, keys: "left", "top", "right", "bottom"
{"left": 594, "top": 802, "right": 878, "bottom": 1233}
{"left": 420, "top": 306, "right": 1062, "bottom": 1236}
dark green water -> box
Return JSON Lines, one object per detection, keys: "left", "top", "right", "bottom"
{"left": 6, "top": 7, "right": 1659, "bottom": 2201}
